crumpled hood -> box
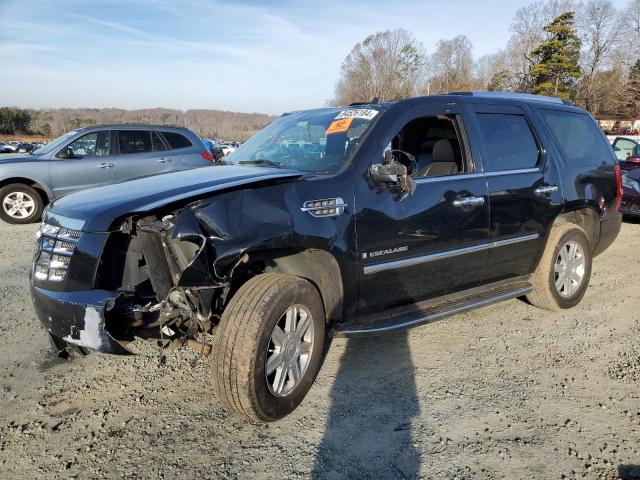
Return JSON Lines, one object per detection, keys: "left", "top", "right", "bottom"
{"left": 47, "top": 165, "right": 303, "bottom": 231}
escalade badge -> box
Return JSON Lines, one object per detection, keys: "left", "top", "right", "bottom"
{"left": 362, "top": 246, "right": 408, "bottom": 259}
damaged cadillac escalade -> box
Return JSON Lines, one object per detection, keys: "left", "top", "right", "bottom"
{"left": 31, "top": 93, "right": 622, "bottom": 421}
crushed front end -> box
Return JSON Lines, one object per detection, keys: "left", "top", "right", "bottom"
{"left": 30, "top": 193, "right": 275, "bottom": 357}
{"left": 30, "top": 214, "right": 136, "bottom": 354}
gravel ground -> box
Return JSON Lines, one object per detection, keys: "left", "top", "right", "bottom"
{"left": 1, "top": 221, "right": 640, "bottom": 479}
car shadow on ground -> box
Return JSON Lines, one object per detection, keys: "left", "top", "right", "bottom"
{"left": 311, "top": 330, "right": 421, "bottom": 479}
{"left": 619, "top": 465, "right": 640, "bottom": 479}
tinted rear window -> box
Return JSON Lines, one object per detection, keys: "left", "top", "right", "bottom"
{"left": 161, "top": 131, "right": 192, "bottom": 149}
{"left": 540, "top": 110, "right": 613, "bottom": 166}
{"left": 476, "top": 114, "right": 539, "bottom": 171}
{"left": 118, "top": 130, "right": 152, "bottom": 154}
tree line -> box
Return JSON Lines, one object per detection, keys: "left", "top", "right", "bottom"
{"left": 0, "top": 106, "right": 273, "bottom": 141}
{"left": 334, "top": 0, "right": 640, "bottom": 119}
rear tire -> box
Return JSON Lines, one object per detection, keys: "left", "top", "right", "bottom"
{"left": 212, "top": 273, "right": 326, "bottom": 422}
{"left": 0, "top": 183, "right": 44, "bottom": 224}
{"left": 526, "top": 223, "right": 592, "bottom": 311}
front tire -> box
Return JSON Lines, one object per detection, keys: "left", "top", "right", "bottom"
{"left": 0, "top": 183, "right": 44, "bottom": 224}
{"left": 526, "top": 223, "right": 592, "bottom": 311}
{"left": 212, "top": 273, "right": 326, "bottom": 422}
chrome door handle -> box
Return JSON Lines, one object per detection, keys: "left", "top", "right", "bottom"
{"left": 98, "top": 162, "right": 113, "bottom": 169}
{"left": 452, "top": 196, "right": 485, "bottom": 207}
{"left": 157, "top": 157, "right": 169, "bottom": 163}
{"left": 534, "top": 185, "right": 559, "bottom": 196}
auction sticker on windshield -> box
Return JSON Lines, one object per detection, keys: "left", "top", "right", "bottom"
{"left": 326, "top": 118, "right": 353, "bottom": 135}
{"left": 335, "top": 109, "right": 379, "bottom": 120}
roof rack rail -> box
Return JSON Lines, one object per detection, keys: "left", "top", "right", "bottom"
{"left": 349, "top": 96, "right": 380, "bottom": 106}
{"left": 448, "top": 91, "right": 572, "bottom": 106}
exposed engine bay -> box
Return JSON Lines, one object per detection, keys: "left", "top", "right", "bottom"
{"left": 94, "top": 188, "right": 299, "bottom": 354}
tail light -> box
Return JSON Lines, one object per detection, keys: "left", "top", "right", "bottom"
{"left": 627, "top": 156, "right": 640, "bottom": 164}
{"left": 615, "top": 163, "right": 623, "bottom": 211}
{"left": 201, "top": 151, "right": 213, "bottom": 162}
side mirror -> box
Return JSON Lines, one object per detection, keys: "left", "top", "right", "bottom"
{"left": 368, "top": 160, "right": 416, "bottom": 200}
{"left": 369, "top": 163, "right": 400, "bottom": 184}
{"left": 57, "top": 147, "right": 81, "bottom": 159}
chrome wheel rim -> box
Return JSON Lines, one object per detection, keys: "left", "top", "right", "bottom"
{"left": 554, "top": 240, "right": 585, "bottom": 298}
{"left": 2, "top": 191, "right": 35, "bottom": 219}
{"left": 265, "top": 304, "right": 314, "bottom": 397}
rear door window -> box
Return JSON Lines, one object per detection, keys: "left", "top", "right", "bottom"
{"left": 540, "top": 109, "right": 613, "bottom": 166}
{"left": 161, "top": 131, "right": 192, "bottom": 149}
{"left": 152, "top": 131, "right": 168, "bottom": 152}
{"left": 475, "top": 114, "right": 539, "bottom": 171}
{"left": 117, "top": 130, "right": 152, "bottom": 154}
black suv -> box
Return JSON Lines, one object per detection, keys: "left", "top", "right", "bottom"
{"left": 31, "top": 93, "right": 622, "bottom": 422}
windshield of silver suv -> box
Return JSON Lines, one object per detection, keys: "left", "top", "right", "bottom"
{"left": 226, "top": 107, "right": 381, "bottom": 174}
{"left": 32, "top": 130, "right": 79, "bottom": 156}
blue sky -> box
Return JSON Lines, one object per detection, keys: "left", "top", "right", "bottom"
{"left": 0, "top": 0, "right": 631, "bottom": 114}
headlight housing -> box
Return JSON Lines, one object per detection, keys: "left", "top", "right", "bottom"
{"left": 34, "top": 223, "right": 82, "bottom": 282}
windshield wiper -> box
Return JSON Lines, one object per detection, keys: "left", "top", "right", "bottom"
{"left": 238, "top": 159, "right": 285, "bottom": 169}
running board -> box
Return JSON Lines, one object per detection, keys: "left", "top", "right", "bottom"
{"left": 335, "top": 278, "right": 532, "bottom": 336}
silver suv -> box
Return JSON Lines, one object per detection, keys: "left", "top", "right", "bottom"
{"left": 0, "top": 124, "right": 214, "bottom": 224}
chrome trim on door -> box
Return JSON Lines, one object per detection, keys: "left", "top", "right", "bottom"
{"left": 452, "top": 196, "right": 485, "bottom": 207}
{"left": 534, "top": 185, "right": 559, "bottom": 196}
{"left": 363, "top": 233, "right": 540, "bottom": 275}
{"left": 484, "top": 168, "right": 540, "bottom": 177}
{"left": 413, "top": 168, "right": 540, "bottom": 185}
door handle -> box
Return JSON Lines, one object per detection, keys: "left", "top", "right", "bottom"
{"left": 97, "top": 162, "right": 113, "bottom": 169}
{"left": 452, "top": 196, "right": 485, "bottom": 207}
{"left": 157, "top": 157, "right": 170, "bottom": 163}
{"left": 534, "top": 185, "right": 559, "bottom": 196}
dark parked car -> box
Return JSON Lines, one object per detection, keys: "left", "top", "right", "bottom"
{"left": 0, "top": 125, "right": 213, "bottom": 224}
{"left": 621, "top": 168, "right": 640, "bottom": 216}
{"left": 31, "top": 93, "right": 621, "bottom": 422}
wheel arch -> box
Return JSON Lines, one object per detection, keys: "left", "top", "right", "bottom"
{"left": 0, "top": 177, "right": 51, "bottom": 205}
{"left": 552, "top": 207, "right": 600, "bottom": 253}
{"left": 250, "top": 248, "right": 345, "bottom": 325}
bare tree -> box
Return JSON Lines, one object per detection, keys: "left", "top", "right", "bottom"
{"left": 474, "top": 51, "right": 511, "bottom": 90}
{"left": 427, "top": 35, "right": 474, "bottom": 93}
{"left": 333, "top": 29, "right": 425, "bottom": 104}
{"left": 577, "top": 0, "right": 627, "bottom": 110}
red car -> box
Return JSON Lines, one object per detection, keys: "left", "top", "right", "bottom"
{"left": 621, "top": 167, "right": 640, "bottom": 217}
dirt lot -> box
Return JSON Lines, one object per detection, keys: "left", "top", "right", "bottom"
{"left": 1, "top": 221, "right": 640, "bottom": 480}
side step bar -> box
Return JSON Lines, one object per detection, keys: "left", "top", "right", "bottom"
{"left": 335, "top": 278, "right": 532, "bottom": 336}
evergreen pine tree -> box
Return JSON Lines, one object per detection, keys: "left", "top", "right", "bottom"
{"left": 530, "top": 12, "right": 582, "bottom": 99}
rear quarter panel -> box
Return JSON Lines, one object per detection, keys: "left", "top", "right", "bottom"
{"left": 530, "top": 105, "right": 621, "bottom": 253}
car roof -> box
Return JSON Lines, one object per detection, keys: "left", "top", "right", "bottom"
{"left": 387, "top": 92, "right": 577, "bottom": 110}
{"left": 297, "top": 92, "right": 581, "bottom": 120}
{"left": 76, "top": 124, "right": 192, "bottom": 132}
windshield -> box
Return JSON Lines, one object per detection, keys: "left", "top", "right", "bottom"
{"left": 226, "top": 107, "right": 380, "bottom": 173}
{"left": 33, "top": 131, "right": 79, "bottom": 156}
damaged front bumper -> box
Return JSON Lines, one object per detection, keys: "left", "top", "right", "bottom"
{"left": 31, "top": 286, "right": 132, "bottom": 355}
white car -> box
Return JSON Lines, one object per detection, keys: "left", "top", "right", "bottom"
{"left": 1, "top": 143, "right": 18, "bottom": 152}
{"left": 221, "top": 145, "right": 236, "bottom": 155}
